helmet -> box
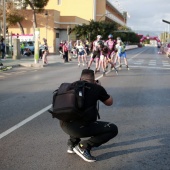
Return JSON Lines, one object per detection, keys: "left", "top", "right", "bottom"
{"left": 97, "top": 40, "right": 104, "bottom": 46}
{"left": 97, "top": 35, "right": 102, "bottom": 39}
{"left": 108, "top": 34, "right": 113, "bottom": 39}
{"left": 117, "top": 40, "right": 122, "bottom": 43}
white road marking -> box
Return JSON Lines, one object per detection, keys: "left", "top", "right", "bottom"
{"left": 149, "top": 61, "right": 156, "bottom": 63}
{"left": 129, "top": 48, "right": 148, "bottom": 60}
{"left": 0, "top": 105, "right": 52, "bottom": 139}
{"left": 148, "top": 64, "right": 156, "bottom": 66}
{"left": 163, "top": 64, "right": 170, "bottom": 67}
{"left": 129, "top": 65, "right": 170, "bottom": 70}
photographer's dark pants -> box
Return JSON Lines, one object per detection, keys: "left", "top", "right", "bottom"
{"left": 60, "top": 121, "right": 118, "bottom": 150}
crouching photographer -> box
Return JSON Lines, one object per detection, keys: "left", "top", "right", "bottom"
{"left": 60, "top": 69, "right": 118, "bottom": 162}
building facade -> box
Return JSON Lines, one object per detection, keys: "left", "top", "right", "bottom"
{"left": 8, "top": 0, "right": 125, "bottom": 53}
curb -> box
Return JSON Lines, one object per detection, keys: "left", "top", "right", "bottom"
{"left": 19, "top": 63, "right": 45, "bottom": 68}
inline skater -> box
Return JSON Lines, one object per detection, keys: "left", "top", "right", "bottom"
{"left": 76, "top": 40, "right": 87, "bottom": 67}
{"left": 87, "top": 35, "right": 102, "bottom": 73}
{"left": 97, "top": 41, "right": 118, "bottom": 76}
{"left": 115, "top": 39, "right": 129, "bottom": 70}
{"left": 97, "top": 41, "right": 108, "bottom": 76}
{"left": 105, "top": 34, "right": 118, "bottom": 74}
{"left": 105, "top": 34, "right": 116, "bottom": 62}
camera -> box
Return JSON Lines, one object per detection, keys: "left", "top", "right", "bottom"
{"left": 95, "top": 80, "right": 101, "bottom": 85}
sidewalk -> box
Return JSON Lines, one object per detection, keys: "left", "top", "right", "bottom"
{"left": 0, "top": 54, "right": 63, "bottom": 68}
{"left": 0, "top": 45, "right": 139, "bottom": 68}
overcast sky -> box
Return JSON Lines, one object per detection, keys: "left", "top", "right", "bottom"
{"left": 109, "top": 0, "right": 170, "bottom": 36}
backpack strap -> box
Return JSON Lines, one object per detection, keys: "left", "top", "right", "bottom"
{"left": 97, "top": 101, "right": 100, "bottom": 119}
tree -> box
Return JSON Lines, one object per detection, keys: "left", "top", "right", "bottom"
{"left": 73, "top": 20, "right": 119, "bottom": 41}
{"left": 0, "top": 2, "right": 25, "bottom": 34}
{"left": 20, "top": 0, "right": 49, "bottom": 30}
{"left": 7, "top": 2, "right": 25, "bottom": 34}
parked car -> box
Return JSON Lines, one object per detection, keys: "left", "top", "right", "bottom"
{"left": 22, "top": 41, "right": 35, "bottom": 54}
{"left": 163, "top": 43, "right": 170, "bottom": 58}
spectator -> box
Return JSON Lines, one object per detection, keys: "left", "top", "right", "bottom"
{"left": 20, "top": 42, "right": 25, "bottom": 55}
{"left": 62, "top": 41, "right": 69, "bottom": 62}
{"left": 42, "top": 38, "right": 49, "bottom": 64}
{"left": 0, "top": 38, "right": 5, "bottom": 59}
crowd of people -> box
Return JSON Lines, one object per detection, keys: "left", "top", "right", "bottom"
{"left": 59, "top": 34, "right": 129, "bottom": 76}
{"left": 1, "top": 34, "right": 129, "bottom": 71}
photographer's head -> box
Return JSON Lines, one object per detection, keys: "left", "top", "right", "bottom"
{"left": 80, "top": 69, "right": 95, "bottom": 83}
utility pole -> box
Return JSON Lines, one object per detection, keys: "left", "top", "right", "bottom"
{"left": 67, "top": 26, "right": 72, "bottom": 61}
{"left": 45, "top": 11, "right": 48, "bottom": 40}
{"left": 162, "top": 19, "right": 170, "bottom": 42}
{"left": 2, "top": 0, "right": 6, "bottom": 42}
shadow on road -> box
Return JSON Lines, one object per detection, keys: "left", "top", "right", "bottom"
{"left": 96, "top": 133, "right": 170, "bottom": 161}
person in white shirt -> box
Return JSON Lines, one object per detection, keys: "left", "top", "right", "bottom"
{"left": 76, "top": 40, "right": 87, "bottom": 67}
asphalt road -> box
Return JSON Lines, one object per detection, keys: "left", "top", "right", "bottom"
{"left": 0, "top": 46, "right": 170, "bottom": 170}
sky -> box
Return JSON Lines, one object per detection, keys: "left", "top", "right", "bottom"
{"left": 109, "top": 0, "right": 170, "bottom": 36}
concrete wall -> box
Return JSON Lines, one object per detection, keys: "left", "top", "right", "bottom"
{"left": 46, "top": 0, "right": 94, "bottom": 21}
{"left": 8, "top": 9, "right": 60, "bottom": 53}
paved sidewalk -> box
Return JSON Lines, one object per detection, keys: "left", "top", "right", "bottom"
{"left": 0, "top": 54, "right": 63, "bottom": 68}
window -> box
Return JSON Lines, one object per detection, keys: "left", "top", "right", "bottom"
{"left": 56, "top": 33, "right": 59, "bottom": 38}
{"left": 57, "top": 0, "right": 62, "bottom": 5}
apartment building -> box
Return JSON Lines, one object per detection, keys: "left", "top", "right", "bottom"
{"left": 8, "top": 0, "right": 125, "bottom": 53}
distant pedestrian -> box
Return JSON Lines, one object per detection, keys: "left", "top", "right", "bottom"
{"left": 20, "top": 42, "right": 25, "bottom": 55}
{"left": 62, "top": 41, "right": 69, "bottom": 62}
{"left": 0, "top": 38, "right": 6, "bottom": 59}
{"left": 76, "top": 40, "right": 87, "bottom": 66}
{"left": 42, "top": 38, "right": 49, "bottom": 64}
{"left": 59, "top": 42, "right": 64, "bottom": 58}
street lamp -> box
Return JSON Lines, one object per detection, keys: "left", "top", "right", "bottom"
{"left": 45, "top": 11, "right": 48, "bottom": 40}
{"left": 162, "top": 19, "right": 170, "bottom": 42}
{"left": 162, "top": 19, "right": 170, "bottom": 24}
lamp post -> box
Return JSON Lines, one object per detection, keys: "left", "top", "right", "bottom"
{"left": 2, "top": 0, "right": 6, "bottom": 41}
{"left": 67, "top": 25, "right": 72, "bottom": 61}
{"left": 162, "top": 19, "right": 170, "bottom": 42}
{"left": 45, "top": 11, "right": 48, "bottom": 40}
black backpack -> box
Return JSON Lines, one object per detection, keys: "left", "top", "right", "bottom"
{"left": 48, "top": 81, "right": 98, "bottom": 122}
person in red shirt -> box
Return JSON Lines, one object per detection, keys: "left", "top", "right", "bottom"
{"left": 62, "top": 41, "right": 69, "bottom": 63}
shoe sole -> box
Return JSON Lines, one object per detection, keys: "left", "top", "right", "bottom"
{"left": 67, "top": 150, "right": 75, "bottom": 154}
{"left": 73, "top": 147, "right": 96, "bottom": 163}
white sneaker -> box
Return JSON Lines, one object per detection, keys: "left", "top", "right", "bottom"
{"left": 78, "top": 63, "right": 80, "bottom": 67}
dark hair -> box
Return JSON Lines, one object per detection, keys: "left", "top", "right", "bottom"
{"left": 80, "top": 69, "right": 95, "bottom": 82}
